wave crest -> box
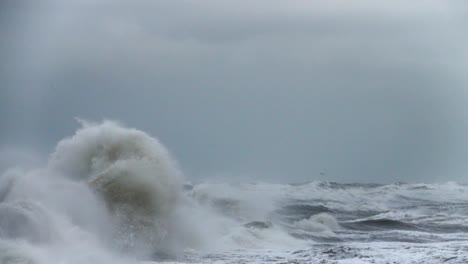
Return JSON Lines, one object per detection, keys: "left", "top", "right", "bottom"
{"left": 47, "top": 120, "right": 183, "bottom": 256}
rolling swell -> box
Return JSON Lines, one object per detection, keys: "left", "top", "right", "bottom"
{"left": 275, "top": 201, "right": 380, "bottom": 224}
{"left": 341, "top": 219, "right": 420, "bottom": 231}
{"left": 276, "top": 204, "right": 333, "bottom": 221}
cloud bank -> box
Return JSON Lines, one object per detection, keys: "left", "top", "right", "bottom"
{"left": 1, "top": 0, "right": 468, "bottom": 182}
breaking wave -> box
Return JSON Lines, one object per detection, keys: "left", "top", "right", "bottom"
{"left": 0, "top": 121, "right": 193, "bottom": 263}
{"left": 2, "top": 121, "right": 468, "bottom": 263}
{"left": 48, "top": 120, "right": 183, "bottom": 256}
{"left": 0, "top": 121, "right": 309, "bottom": 263}
{"left": 294, "top": 213, "right": 340, "bottom": 234}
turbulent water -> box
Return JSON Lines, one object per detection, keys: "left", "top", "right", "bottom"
{"left": 1, "top": 121, "right": 467, "bottom": 264}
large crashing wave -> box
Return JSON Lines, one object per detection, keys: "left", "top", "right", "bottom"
{"left": 0, "top": 121, "right": 326, "bottom": 264}
{"left": 55, "top": 121, "right": 185, "bottom": 256}
{"left": 5, "top": 121, "right": 465, "bottom": 263}
{"left": 0, "top": 121, "right": 186, "bottom": 262}
{"left": 48, "top": 120, "right": 183, "bottom": 255}
{"left": 49, "top": 120, "right": 182, "bottom": 210}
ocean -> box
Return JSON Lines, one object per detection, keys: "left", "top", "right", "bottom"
{"left": 1, "top": 121, "right": 467, "bottom": 264}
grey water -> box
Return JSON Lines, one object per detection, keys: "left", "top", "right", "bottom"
{"left": 1, "top": 122, "right": 468, "bottom": 264}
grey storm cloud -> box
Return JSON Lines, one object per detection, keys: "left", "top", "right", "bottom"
{"left": 1, "top": 0, "right": 468, "bottom": 183}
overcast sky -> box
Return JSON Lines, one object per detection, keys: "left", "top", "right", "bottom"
{"left": 1, "top": 0, "right": 468, "bottom": 183}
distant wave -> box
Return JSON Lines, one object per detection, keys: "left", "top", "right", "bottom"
{"left": 341, "top": 219, "right": 419, "bottom": 231}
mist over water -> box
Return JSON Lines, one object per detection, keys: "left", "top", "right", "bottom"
{"left": 2, "top": 1, "right": 468, "bottom": 263}
{"left": 0, "top": 121, "right": 467, "bottom": 263}
{"left": 0, "top": 122, "right": 176, "bottom": 262}
{"left": 0, "top": 121, "right": 309, "bottom": 263}
{"left": 0, "top": 121, "right": 225, "bottom": 263}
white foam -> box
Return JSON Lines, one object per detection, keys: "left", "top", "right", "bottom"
{"left": 2, "top": 121, "right": 468, "bottom": 263}
{"left": 294, "top": 213, "right": 339, "bottom": 234}
{"left": 0, "top": 121, "right": 189, "bottom": 262}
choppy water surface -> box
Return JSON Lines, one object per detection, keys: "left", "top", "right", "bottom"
{"left": 1, "top": 122, "right": 467, "bottom": 264}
